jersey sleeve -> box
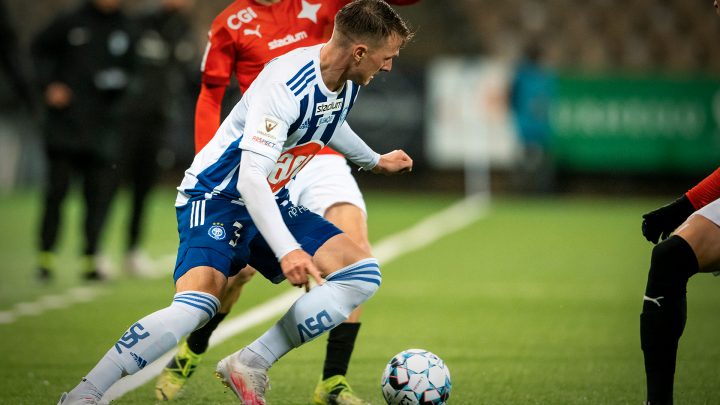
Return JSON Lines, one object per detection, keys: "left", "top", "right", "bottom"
{"left": 237, "top": 150, "right": 300, "bottom": 259}
{"left": 194, "top": 83, "right": 226, "bottom": 154}
{"left": 328, "top": 122, "right": 380, "bottom": 170}
{"left": 238, "top": 81, "right": 298, "bottom": 162}
{"left": 686, "top": 167, "right": 720, "bottom": 210}
{"left": 200, "top": 19, "right": 236, "bottom": 87}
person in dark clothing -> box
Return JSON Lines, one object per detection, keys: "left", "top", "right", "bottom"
{"left": 0, "top": 0, "right": 34, "bottom": 111}
{"left": 120, "top": 0, "right": 197, "bottom": 276}
{"left": 0, "top": 0, "right": 36, "bottom": 192}
{"left": 32, "top": 0, "right": 134, "bottom": 281}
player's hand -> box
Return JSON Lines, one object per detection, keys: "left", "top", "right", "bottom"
{"left": 372, "top": 149, "right": 413, "bottom": 175}
{"left": 641, "top": 195, "right": 695, "bottom": 244}
{"left": 280, "top": 249, "right": 324, "bottom": 290}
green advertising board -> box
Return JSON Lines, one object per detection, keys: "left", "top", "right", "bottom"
{"left": 551, "top": 75, "right": 720, "bottom": 174}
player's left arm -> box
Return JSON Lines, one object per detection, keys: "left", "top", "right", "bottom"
{"left": 328, "top": 121, "right": 412, "bottom": 175}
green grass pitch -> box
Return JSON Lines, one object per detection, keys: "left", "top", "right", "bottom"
{"left": 0, "top": 189, "right": 718, "bottom": 404}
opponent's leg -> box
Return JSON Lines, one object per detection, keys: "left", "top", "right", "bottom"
{"left": 59, "top": 267, "right": 224, "bottom": 405}
{"left": 155, "top": 266, "right": 256, "bottom": 400}
{"left": 641, "top": 214, "right": 720, "bottom": 405}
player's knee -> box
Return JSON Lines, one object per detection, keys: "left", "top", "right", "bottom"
{"left": 327, "top": 258, "right": 381, "bottom": 305}
{"left": 171, "top": 291, "right": 220, "bottom": 327}
{"left": 646, "top": 235, "right": 698, "bottom": 297}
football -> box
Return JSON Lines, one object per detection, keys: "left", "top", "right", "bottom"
{"left": 380, "top": 348, "right": 452, "bottom": 405}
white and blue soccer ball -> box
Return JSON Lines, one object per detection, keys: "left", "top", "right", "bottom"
{"left": 380, "top": 348, "right": 452, "bottom": 405}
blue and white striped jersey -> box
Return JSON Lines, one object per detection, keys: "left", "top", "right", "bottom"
{"left": 176, "top": 44, "right": 360, "bottom": 207}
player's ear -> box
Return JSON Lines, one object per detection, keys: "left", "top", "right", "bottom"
{"left": 353, "top": 45, "right": 368, "bottom": 64}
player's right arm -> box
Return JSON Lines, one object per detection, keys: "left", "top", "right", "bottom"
{"left": 194, "top": 17, "right": 236, "bottom": 153}
{"left": 642, "top": 167, "right": 720, "bottom": 244}
{"left": 237, "top": 149, "right": 321, "bottom": 288}
{"left": 236, "top": 81, "right": 323, "bottom": 288}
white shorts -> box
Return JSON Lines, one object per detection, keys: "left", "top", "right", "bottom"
{"left": 288, "top": 154, "right": 367, "bottom": 217}
{"left": 692, "top": 198, "right": 720, "bottom": 226}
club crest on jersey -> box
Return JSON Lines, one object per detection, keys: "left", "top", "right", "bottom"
{"left": 297, "top": 0, "right": 321, "bottom": 24}
{"left": 208, "top": 222, "right": 226, "bottom": 241}
{"left": 315, "top": 99, "right": 344, "bottom": 115}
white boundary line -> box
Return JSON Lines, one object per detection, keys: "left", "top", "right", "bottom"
{"left": 105, "top": 195, "right": 489, "bottom": 402}
{"left": 0, "top": 257, "right": 178, "bottom": 326}
{"left": 0, "top": 287, "right": 107, "bottom": 325}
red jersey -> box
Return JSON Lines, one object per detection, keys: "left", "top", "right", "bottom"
{"left": 201, "top": 0, "right": 347, "bottom": 92}
{"left": 194, "top": 0, "right": 416, "bottom": 153}
{"left": 686, "top": 167, "right": 720, "bottom": 210}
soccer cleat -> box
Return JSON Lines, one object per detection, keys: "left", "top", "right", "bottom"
{"left": 313, "top": 375, "right": 369, "bottom": 405}
{"left": 125, "top": 249, "right": 155, "bottom": 278}
{"left": 57, "top": 379, "right": 105, "bottom": 404}
{"left": 82, "top": 255, "right": 112, "bottom": 281}
{"left": 82, "top": 270, "right": 106, "bottom": 281}
{"left": 215, "top": 354, "right": 269, "bottom": 405}
{"left": 37, "top": 251, "right": 55, "bottom": 282}
{"left": 37, "top": 266, "right": 53, "bottom": 282}
{"left": 155, "top": 341, "right": 203, "bottom": 401}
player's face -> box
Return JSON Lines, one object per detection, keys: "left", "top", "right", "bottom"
{"left": 352, "top": 33, "right": 404, "bottom": 86}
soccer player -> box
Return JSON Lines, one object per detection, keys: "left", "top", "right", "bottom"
{"left": 156, "top": 0, "right": 418, "bottom": 403}
{"left": 57, "top": 1, "right": 413, "bottom": 404}
{"left": 640, "top": 167, "right": 720, "bottom": 405}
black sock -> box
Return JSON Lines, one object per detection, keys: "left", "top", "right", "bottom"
{"left": 323, "top": 322, "right": 361, "bottom": 379}
{"left": 187, "top": 313, "right": 227, "bottom": 354}
{"left": 641, "top": 235, "right": 698, "bottom": 405}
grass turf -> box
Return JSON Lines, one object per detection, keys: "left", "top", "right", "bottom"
{"left": 0, "top": 189, "right": 718, "bottom": 404}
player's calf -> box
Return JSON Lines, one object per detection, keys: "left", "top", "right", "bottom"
{"left": 61, "top": 291, "right": 219, "bottom": 401}
{"left": 240, "top": 258, "right": 381, "bottom": 369}
{"left": 641, "top": 235, "right": 698, "bottom": 405}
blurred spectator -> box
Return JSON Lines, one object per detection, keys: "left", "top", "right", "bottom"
{"left": 120, "top": 0, "right": 197, "bottom": 276}
{"left": 0, "top": 0, "right": 34, "bottom": 110}
{"left": 32, "top": 0, "right": 135, "bottom": 281}
{"left": 0, "top": 0, "right": 36, "bottom": 192}
{"left": 509, "top": 42, "right": 557, "bottom": 194}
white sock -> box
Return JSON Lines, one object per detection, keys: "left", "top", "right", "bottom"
{"left": 247, "top": 258, "right": 380, "bottom": 366}
{"left": 77, "top": 291, "right": 219, "bottom": 394}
